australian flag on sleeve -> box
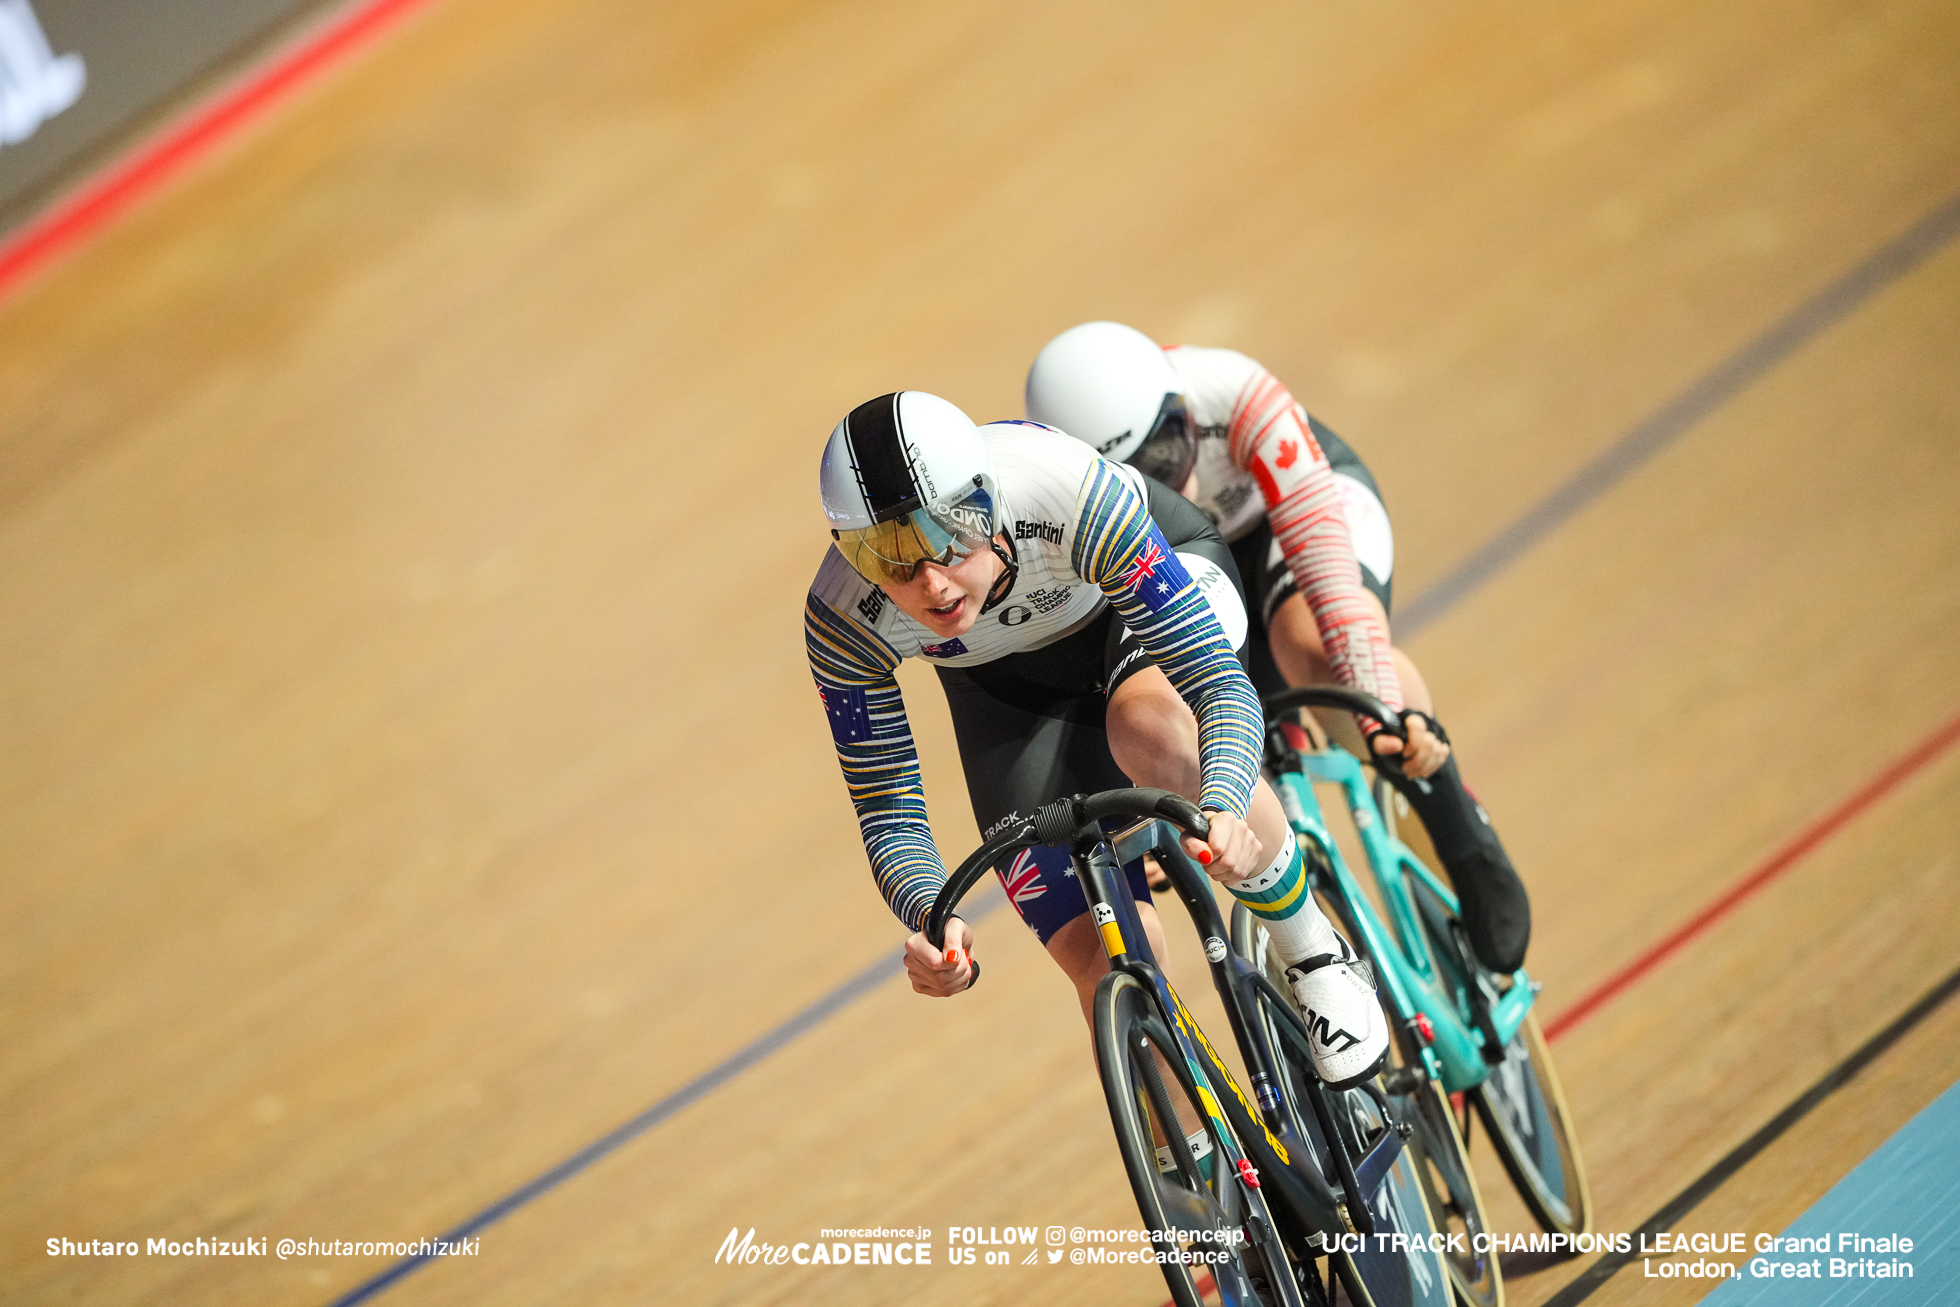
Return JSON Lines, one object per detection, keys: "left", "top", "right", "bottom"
{"left": 820, "top": 685, "right": 873, "bottom": 744}
{"left": 1122, "top": 524, "right": 1195, "bottom": 615}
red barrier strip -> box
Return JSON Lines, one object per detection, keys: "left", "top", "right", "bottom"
{"left": 0, "top": 0, "right": 438, "bottom": 302}
{"left": 1544, "top": 708, "right": 1960, "bottom": 1043}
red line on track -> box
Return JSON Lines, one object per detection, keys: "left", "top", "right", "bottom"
{"left": 0, "top": 0, "right": 438, "bottom": 303}
{"left": 1543, "top": 708, "right": 1960, "bottom": 1043}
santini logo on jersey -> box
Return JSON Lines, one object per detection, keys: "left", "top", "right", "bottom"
{"left": 1013, "top": 519, "right": 1062, "bottom": 543}
{"left": 856, "top": 588, "right": 886, "bottom": 624}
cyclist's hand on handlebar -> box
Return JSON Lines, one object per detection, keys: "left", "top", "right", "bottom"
{"left": 1371, "top": 713, "right": 1449, "bottom": 779}
{"left": 905, "top": 916, "right": 976, "bottom": 997}
{"left": 1182, "top": 810, "right": 1264, "bottom": 884}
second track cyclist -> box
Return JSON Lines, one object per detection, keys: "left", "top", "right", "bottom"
{"left": 806, "top": 390, "right": 1388, "bottom": 1087}
{"left": 1026, "top": 322, "right": 1532, "bottom": 973}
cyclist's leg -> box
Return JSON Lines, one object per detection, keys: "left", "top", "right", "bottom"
{"left": 934, "top": 656, "right": 1169, "bottom": 1019}
{"left": 935, "top": 665, "right": 1212, "bottom": 1156}
{"left": 1101, "top": 575, "right": 1387, "bottom": 1084}
{"left": 1259, "top": 456, "right": 1532, "bottom": 973}
{"left": 1108, "top": 479, "right": 1294, "bottom": 865}
{"left": 1268, "top": 586, "right": 1433, "bottom": 720}
{"left": 1382, "top": 751, "right": 1531, "bottom": 972}
{"left": 1105, "top": 503, "right": 1341, "bottom": 975}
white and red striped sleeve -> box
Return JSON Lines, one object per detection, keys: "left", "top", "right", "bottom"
{"left": 1225, "top": 359, "right": 1403, "bottom": 721}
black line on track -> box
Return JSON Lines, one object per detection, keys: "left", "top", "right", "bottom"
{"left": 1397, "top": 189, "right": 1960, "bottom": 637}
{"left": 1542, "top": 962, "right": 1960, "bottom": 1307}
{"left": 320, "top": 190, "right": 1960, "bottom": 1307}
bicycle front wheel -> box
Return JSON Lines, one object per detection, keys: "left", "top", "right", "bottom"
{"left": 1230, "top": 907, "right": 1454, "bottom": 1307}
{"left": 1471, "top": 1010, "right": 1593, "bottom": 1236}
{"left": 1093, "top": 970, "right": 1297, "bottom": 1307}
{"left": 1399, "top": 1074, "right": 1501, "bottom": 1307}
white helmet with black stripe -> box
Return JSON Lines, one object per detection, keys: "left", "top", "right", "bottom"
{"left": 819, "top": 391, "right": 1004, "bottom": 588}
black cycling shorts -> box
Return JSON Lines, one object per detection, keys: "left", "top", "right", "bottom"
{"left": 935, "top": 479, "right": 1242, "bottom": 945}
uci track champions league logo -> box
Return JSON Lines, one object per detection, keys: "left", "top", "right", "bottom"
{"left": 1, "top": 0, "right": 85, "bottom": 148}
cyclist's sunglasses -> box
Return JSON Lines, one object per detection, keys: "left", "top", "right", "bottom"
{"left": 1126, "top": 393, "right": 1198, "bottom": 490}
{"left": 833, "top": 505, "right": 988, "bottom": 587}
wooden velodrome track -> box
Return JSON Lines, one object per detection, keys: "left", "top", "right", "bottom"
{"left": 5, "top": 0, "right": 1958, "bottom": 1304}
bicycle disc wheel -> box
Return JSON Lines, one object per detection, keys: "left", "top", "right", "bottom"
{"left": 1093, "top": 970, "right": 1295, "bottom": 1307}
{"left": 1398, "top": 1073, "right": 1502, "bottom": 1307}
{"left": 1402, "top": 871, "right": 1592, "bottom": 1240}
{"left": 1230, "top": 908, "right": 1454, "bottom": 1307}
{"left": 1470, "top": 1010, "right": 1593, "bottom": 1237}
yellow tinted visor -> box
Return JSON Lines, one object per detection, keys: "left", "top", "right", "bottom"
{"left": 834, "top": 511, "right": 975, "bottom": 586}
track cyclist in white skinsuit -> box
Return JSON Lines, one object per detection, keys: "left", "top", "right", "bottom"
{"left": 1026, "top": 322, "right": 1532, "bottom": 974}
{"left": 807, "top": 390, "right": 1389, "bottom": 1088}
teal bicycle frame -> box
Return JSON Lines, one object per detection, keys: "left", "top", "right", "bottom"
{"left": 1266, "top": 712, "right": 1538, "bottom": 1096}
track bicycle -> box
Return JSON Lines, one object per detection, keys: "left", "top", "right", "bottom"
{"left": 1254, "top": 687, "right": 1593, "bottom": 1271}
{"left": 925, "top": 787, "right": 1453, "bottom": 1307}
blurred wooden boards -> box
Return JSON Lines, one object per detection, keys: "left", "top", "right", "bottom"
{"left": 2, "top": 0, "right": 1958, "bottom": 1303}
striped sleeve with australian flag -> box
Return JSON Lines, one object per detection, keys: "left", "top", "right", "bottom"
{"left": 1073, "top": 461, "right": 1262, "bottom": 820}
{"left": 805, "top": 592, "right": 947, "bottom": 931}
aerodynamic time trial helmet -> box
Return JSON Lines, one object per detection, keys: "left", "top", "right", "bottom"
{"left": 1025, "top": 321, "right": 1197, "bottom": 490}
{"left": 819, "top": 391, "right": 1001, "bottom": 587}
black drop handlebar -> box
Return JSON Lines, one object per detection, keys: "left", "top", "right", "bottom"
{"left": 1261, "top": 684, "right": 1406, "bottom": 739}
{"left": 923, "top": 788, "right": 1211, "bottom": 949}
{"left": 924, "top": 692, "right": 1412, "bottom": 949}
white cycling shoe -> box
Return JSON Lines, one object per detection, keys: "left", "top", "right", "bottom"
{"left": 1284, "top": 939, "right": 1389, "bottom": 1090}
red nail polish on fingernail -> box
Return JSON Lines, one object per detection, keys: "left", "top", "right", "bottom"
{"left": 1197, "top": 849, "right": 1212, "bottom": 865}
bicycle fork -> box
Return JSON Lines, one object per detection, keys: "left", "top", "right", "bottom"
{"left": 1113, "top": 822, "right": 1408, "bottom": 1250}
{"left": 1075, "top": 836, "right": 1305, "bottom": 1307}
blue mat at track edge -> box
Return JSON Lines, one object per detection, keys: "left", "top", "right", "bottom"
{"left": 1697, "top": 1079, "right": 1960, "bottom": 1306}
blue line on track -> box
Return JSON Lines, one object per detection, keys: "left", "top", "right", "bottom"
{"left": 324, "top": 189, "right": 1960, "bottom": 1305}
{"left": 1396, "top": 189, "right": 1960, "bottom": 638}
{"left": 323, "top": 889, "right": 1002, "bottom": 1307}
